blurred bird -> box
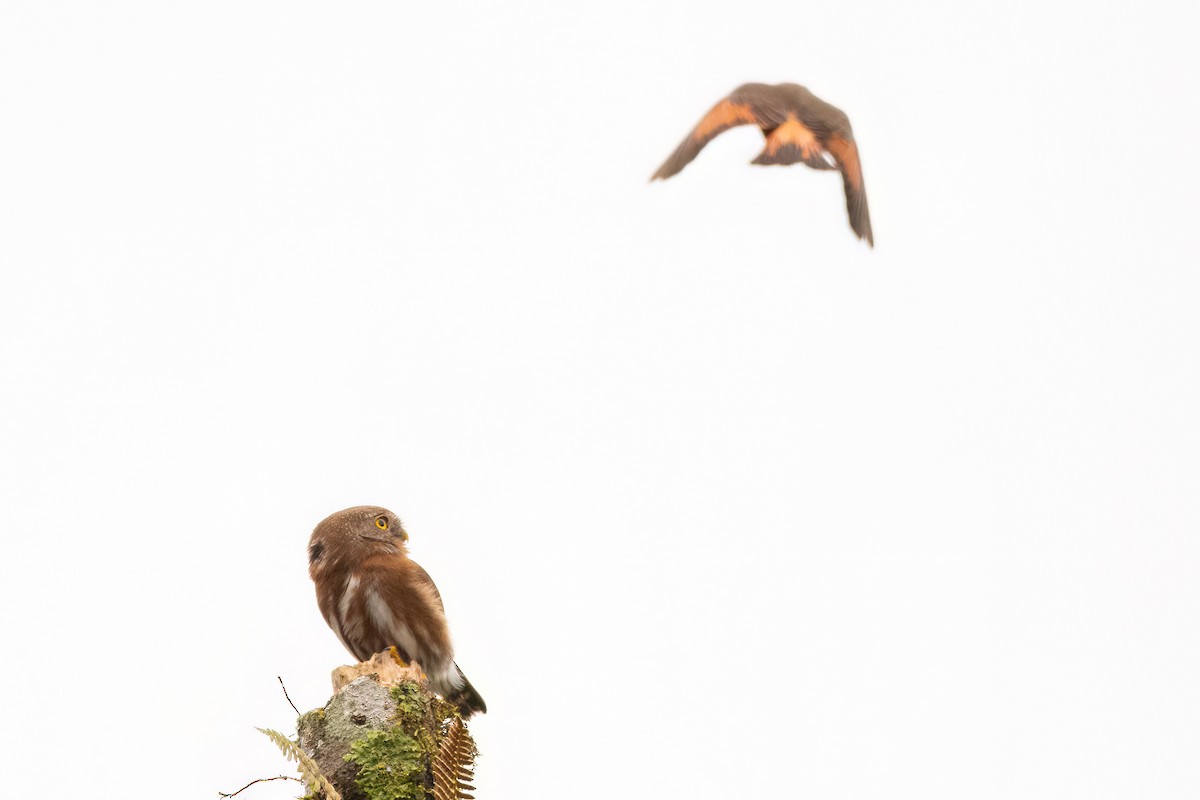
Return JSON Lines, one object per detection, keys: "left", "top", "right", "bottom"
{"left": 651, "top": 82, "right": 873, "bottom": 246}
{"left": 308, "top": 505, "right": 487, "bottom": 717}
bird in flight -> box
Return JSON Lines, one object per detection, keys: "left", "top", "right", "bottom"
{"left": 651, "top": 82, "right": 873, "bottom": 247}
{"left": 308, "top": 505, "right": 487, "bottom": 717}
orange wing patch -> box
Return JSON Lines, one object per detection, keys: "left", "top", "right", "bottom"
{"left": 693, "top": 100, "right": 758, "bottom": 140}
{"left": 651, "top": 98, "right": 760, "bottom": 180}
{"left": 827, "top": 135, "right": 862, "bottom": 189}
{"left": 826, "top": 134, "right": 873, "bottom": 246}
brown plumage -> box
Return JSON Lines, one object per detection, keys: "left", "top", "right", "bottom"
{"left": 308, "top": 505, "right": 487, "bottom": 717}
{"left": 651, "top": 82, "right": 874, "bottom": 247}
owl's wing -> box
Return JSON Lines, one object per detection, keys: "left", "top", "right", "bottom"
{"left": 411, "top": 562, "right": 446, "bottom": 612}
{"left": 651, "top": 97, "right": 762, "bottom": 180}
{"left": 826, "top": 133, "right": 874, "bottom": 246}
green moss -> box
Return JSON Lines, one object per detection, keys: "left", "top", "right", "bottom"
{"left": 389, "top": 682, "right": 447, "bottom": 757}
{"left": 345, "top": 729, "right": 425, "bottom": 800}
{"left": 389, "top": 682, "right": 426, "bottom": 723}
{"left": 334, "top": 678, "right": 468, "bottom": 800}
{"left": 296, "top": 708, "right": 323, "bottom": 729}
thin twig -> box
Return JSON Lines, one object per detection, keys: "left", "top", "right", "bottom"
{"left": 218, "top": 775, "right": 302, "bottom": 798}
{"left": 277, "top": 675, "right": 300, "bottom": 716}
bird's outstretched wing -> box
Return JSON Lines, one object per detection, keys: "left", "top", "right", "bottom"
{"left": 651, "top": 97, "right": 760, "bottom": 180}
{"left": 826, "top": 134, "right": 873, "bottom": 246}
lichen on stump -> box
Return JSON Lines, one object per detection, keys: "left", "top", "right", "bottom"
{"left": 288, "top": 654, "right": 477, "bottom": 800}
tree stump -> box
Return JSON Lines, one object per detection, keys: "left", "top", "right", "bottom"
{"left": 280, "top": 653, "right": 476, "bottom": 800}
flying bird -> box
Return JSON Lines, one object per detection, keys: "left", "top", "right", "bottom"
{"left": 651, "top": 82, "right": 873, "bottom": 246}
{"left": 308, "top": 505, "right": 487, "bottom": 717}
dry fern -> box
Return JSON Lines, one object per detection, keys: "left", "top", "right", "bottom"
{"left": 432, "top": 717, "right": 477, "bottom": 800}
{"left": 258, "top": 727, "right": 342, "bottom": 800}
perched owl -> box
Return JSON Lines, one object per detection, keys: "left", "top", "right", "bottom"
{"left": 651, "top": 82, "right": 873, "bottom": 246}
{"left": 308, "top": 505, "right": 487, "bottom": 717}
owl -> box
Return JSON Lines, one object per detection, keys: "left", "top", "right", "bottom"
{"left": 308, "top": 505, "right": 486, "bottom": 717}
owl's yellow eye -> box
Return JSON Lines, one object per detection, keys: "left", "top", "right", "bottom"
{"left": 374, "top": 516, "right": 388, "bottom": 530}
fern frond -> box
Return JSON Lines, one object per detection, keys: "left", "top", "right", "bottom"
{"left": 432, "top": 718, "right": 477, "bottom": 800}
{"left": 257, "top": 727, "right": 342, "bottom": 800}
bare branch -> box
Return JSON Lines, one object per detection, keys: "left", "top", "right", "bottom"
{"left": 218, "top": 775, "right": 302, "bottom": 798}
{"left": 277, "top": 675, "right": 300, "bottom": 716}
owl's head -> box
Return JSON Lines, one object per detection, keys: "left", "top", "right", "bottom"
{"left": 308, "top": 505, "right": 410, "bottom": 569}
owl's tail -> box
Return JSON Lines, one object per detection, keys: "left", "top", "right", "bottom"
{"left": 445, "top": 662, "right": 487, "bottom": 718}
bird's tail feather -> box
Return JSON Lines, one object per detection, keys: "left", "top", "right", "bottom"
{"left": 751, "top": 143, "right": 837, "bottom": 170}
{"left": 751, "top": 120, "right": 837, "bottom": 170}
{"left": 444, "top": 663, "right": 487, "bottom": 718}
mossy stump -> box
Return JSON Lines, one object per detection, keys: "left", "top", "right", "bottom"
{"left": 293, "top": 656, "right": 475, "bottom": 800}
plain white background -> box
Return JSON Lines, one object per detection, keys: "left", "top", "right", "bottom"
{"left": 2, "top": 1, "right": 1197, "bottom": 797}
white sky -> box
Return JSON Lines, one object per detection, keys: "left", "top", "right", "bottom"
{"left": 2, "top": 1, "right": 1198, "bottom": 798}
